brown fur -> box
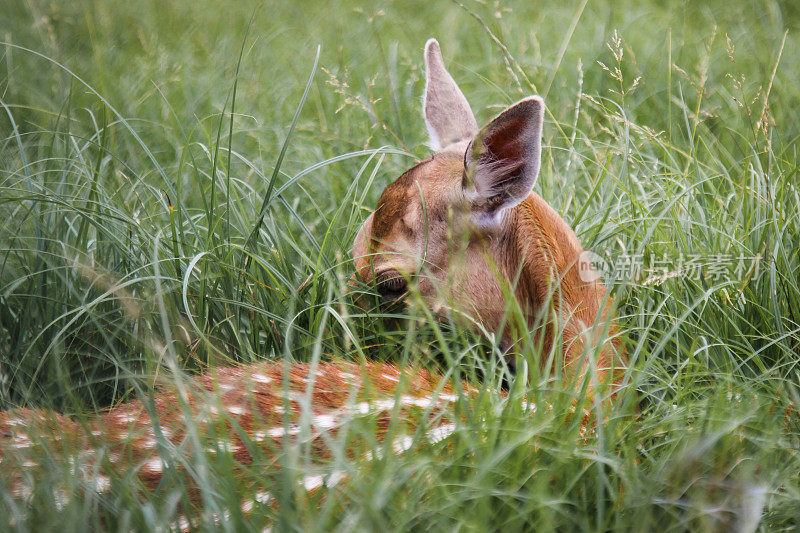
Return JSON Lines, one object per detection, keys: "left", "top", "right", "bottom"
{"left": 354, "top": 38, "right": 625, "bottom": 387}
{"left": 353, "top": 154, "right": 625, "bottom": 385}
{"left": 0, "top": 362, "right": 465, "bottom": 507}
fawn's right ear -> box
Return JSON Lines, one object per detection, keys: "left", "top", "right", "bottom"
{"left": 463, "top": 96, "right": 545, "bottom": 229}
{"left": 423, "top": 38, "right": 478, "bottom": 151}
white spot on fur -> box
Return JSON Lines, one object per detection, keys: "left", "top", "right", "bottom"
{"left": 352, "top": 402, "right": 371, "bottom": 414}
{"left": 361, "top": 449, "right": 379, "bottom": 462}
{"left": 252, "top": 373, "right": 272, "bottom": 384}
{"left": 53, "top": 489, "right": 68, "bottom": 510}
{"left": 401, "top": 395, "right": 434, "bottom": 409}
{"left": 12, "top": 434, "right": 32, "bottom": 448}
{"left": 227, "top": 405, "right": 247, "bottom": 416}
{"left": 381, "top": 373, "right": 399, "bottom": 382}
{"left": 426, "top": 423, "right": 456, "bottom": 443}
{"left": 392, "top": 435, "right": 414, "bottom": 453}
{"left": 208, "top": 441, "right": 241, "bottom": 454}
{"left": 280, "top": 392, "right": 305, "bottom": 404}
{"left": 372, "top": 399, "right": 397, "bottom": 411}
{"left": 312, "top": 414, "right": 338, "bottom": 429}
{"left": 242, "top": 489, "right": 272, "bottom": 512}
{"left": 116, "top": 413, "right": 140, "bottom": 424}
{"left": 270, "top": 425, "right": 300, "bottom": 438}
{"left": 327, "top": 471, "right": 347, "bottom": 487}
{"left": 92, "top": 475, "right": 111, "bottom": 492}
{"left": 303, "top": 474, "right": 324, "bottom": 491}
{"left": 11, "top": 483, "right": 33, "bottom": 500}
{"left": 242, "top": 490, "right": 272, "bottom": 512}
{"left": 348, "top": 398, "right": 404, "bottom": 416}
{"left": 142, "top": 458, "right": 163, "bottom": 474}
{"left": 254, "top": 425, "right": 301, "bottom": 440}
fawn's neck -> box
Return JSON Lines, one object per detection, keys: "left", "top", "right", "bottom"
{"left": 494, "top": 193, "right": 623, "bottom": 379}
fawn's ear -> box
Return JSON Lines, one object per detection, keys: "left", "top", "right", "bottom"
{"left": 423, "top": 38, "right": 478, "bottom": 151}
{"left": 464, "top": 96, "right": 545, "bottom": 228}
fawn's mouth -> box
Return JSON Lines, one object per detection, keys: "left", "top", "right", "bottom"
{"left": 374, "top": 269, "right": 409, "bottom": 302}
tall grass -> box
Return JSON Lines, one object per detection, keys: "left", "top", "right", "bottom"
{"left": 1, "top": 0, "right": 799, "bottom": 529}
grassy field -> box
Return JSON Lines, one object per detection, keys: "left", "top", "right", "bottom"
{"left": 2, "top": 0, "right": 800, "bottom": 530}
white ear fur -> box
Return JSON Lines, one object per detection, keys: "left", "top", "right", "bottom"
{"left": 422, "top": 38, "right": 478, "bottom": 151}
{"left": 464, "top": 96, "right": 545, "bottom": 228}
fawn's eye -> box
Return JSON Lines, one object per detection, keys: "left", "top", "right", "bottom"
{"left": 375, "top": 270, "right": 408, "bottom": 300}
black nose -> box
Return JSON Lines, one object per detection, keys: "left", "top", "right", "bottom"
{"left": 375, "top": 270, "right": 408, "bottom": 300}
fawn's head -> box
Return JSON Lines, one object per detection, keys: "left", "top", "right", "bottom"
{"left": 352, "top": 39, "right": 544, "bottom": 312}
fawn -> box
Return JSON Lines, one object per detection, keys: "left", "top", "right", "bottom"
{"left": 0, "top": 39, "right": 624, "bottom": 520}
{"left": 352, "top": 39, "right": 623, "bottom": 383}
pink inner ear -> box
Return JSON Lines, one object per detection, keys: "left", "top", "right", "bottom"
{"left": 423, "top": 38, "right": 478, "bottom": 150}
{"left": 486, "top": 116, "right": 525, "bottom": 155}
{"left": 467, "top": 97, "right": 544, "bottom": 218}
{"left": 481, "top": 116, "right": 528, "bottom": 177}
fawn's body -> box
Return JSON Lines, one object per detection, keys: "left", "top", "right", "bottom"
{"left": 1, "top": 38, "right": 624, "bottom": 517}
{"left": 1, "top": 362, "right": 465, "bottom": 499}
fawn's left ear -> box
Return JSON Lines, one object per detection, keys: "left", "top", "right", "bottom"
{"left": 423, "top": 38, "right": 478, "bottom": 151}
{"left": 464, "top": 96, "right": 544, "bottom": 228}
